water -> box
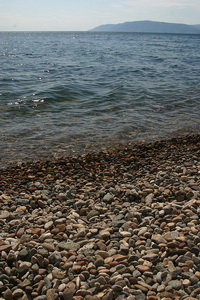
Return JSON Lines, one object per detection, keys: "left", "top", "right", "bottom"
{"left": 0, "top": 31, "right": 200, "bottom": 167}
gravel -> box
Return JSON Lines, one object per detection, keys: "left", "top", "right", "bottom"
{"left": 0, "top": 134, "right": 200, "bottom": 300}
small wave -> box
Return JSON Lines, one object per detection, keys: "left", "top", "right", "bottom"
{"left": 0, "top": 31, "right": 200, "bottom": 167}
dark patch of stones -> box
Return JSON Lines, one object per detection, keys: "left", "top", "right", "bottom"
{"left": 0, "top": 134, "right": 200, "bottom": 299}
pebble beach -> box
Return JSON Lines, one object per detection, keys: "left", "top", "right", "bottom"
{"left": 0, "top": 134, "right": 200, "bottom": 300}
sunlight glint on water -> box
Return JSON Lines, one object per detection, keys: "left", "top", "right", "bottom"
{"left": 0, "top": 32, "right": 200, "bottom": 166}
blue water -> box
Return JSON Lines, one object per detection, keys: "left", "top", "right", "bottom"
{"left": 0, "top": 31, "right": 200, "bottom": 166}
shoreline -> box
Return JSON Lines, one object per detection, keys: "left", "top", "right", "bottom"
{"left": 1, "top": 126, "right": 200, "bottom": 170}
{"left": 0, "top": 133, "right": 200, "bottom": 299}
{"left": 1, "top": 133, "right": 200, "bottom": 171}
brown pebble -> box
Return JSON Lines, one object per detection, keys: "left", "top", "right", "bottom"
{"left": 46, "top": 288, "right": 58, "bottom": 300}
{"left": 134, "top": 284, "right": 148, "bottom": 293}
{"left": 113, "top": 254, "right": 127, "bottom": 261}
{"left": 37, "top": 280, "right": 45, "bottom": 294}
{"left": 195, "top": 271, "right": 200, "bottom": 279}
{"left": 51, "top": 228, "right": 60, "bottom": 235}
{"left": 12, "top": 289, "right": 24, "bottom": 298}
{"left": 3, "top": 289, "right": 13, "bottom": 300}
{"left": 31, "top": 228, "right": 42, "bottom": 235}
{"left": 136, "top": 265, "right": 150, "bottom": 272}
{"left": 76, "top": 290, "right": 92, "bottom": 297}
{"left": 56, "top": 224, "right": 66, "bottom": 231}
{"left": 95, "top": 250, "right": 109, "bottom": 259}
{"left": 129, "top": 277, "right": 138, "bottom": 284}
{"left": 0, "top": 244, "right": 12, "bottom": 252}
{"left": 96, "top": 241, "right": 107, "bottom": 251}
{"left": 62, "top": 286, "right": 76, "bottom": 300}
{"left": 52, "top": 269, "right": 64, "bottom": 279}
{"left": 42, "top": 243, "right": 55, "bottom": 252}
{"left": 84, "top": 296, "right": 99, "bottom": 300}
{"left": 16, "top": 206, "right": 26, "bottom": 212}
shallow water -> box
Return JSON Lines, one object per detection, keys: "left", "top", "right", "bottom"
{"left": 0, "top": 31, "right": 200, "bottom": 167}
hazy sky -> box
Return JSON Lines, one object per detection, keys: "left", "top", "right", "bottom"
{"left": 0, "top": 0, "right": 200, "bottom": 31}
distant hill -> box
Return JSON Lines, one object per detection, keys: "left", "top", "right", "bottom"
{"left": 90, "top": 20, "right": 200, "bottom": 34}
{"left": 193, "top": 24, "right": 200, "bottom": 30}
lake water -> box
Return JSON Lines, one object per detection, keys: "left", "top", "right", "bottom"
{"left": 0, "top": 31, "right": 200, "bottom": 167}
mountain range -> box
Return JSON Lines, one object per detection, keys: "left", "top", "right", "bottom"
{"left": 90, "top": 20, "right": 200, "bottom": 34}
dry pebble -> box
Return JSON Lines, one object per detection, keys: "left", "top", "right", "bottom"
{"left": 0, "top": 134, "right": 200, "bottom": 299}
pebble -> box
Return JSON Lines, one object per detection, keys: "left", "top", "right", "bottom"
{"left": 42, "top": 243, "right": 55, "bottom": 252}
{"left": 95, "top": 250, "right": 110, "bottom": 259}
{"left": 58, "top": 242, "right": 80, "bottom": 251}
{"left": 137, "top": 265, "right": 150, "bottom": 272}
{"left": 3, "top": 289, "right": 13, "bottom": 300}
{"left": 12, "top": 289, "right": 24, "bottom": 298}
{"left": 168, "top": 280, "right": 182, "bottom": 290}
{"left": 44, "top": 221, "right": 54, "bottom": 230}
{"left": 0, "top": 135, "right": 199, "bottom": 299}
{"left": 103, "top": 193, "right": 114, "bottom": 203}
